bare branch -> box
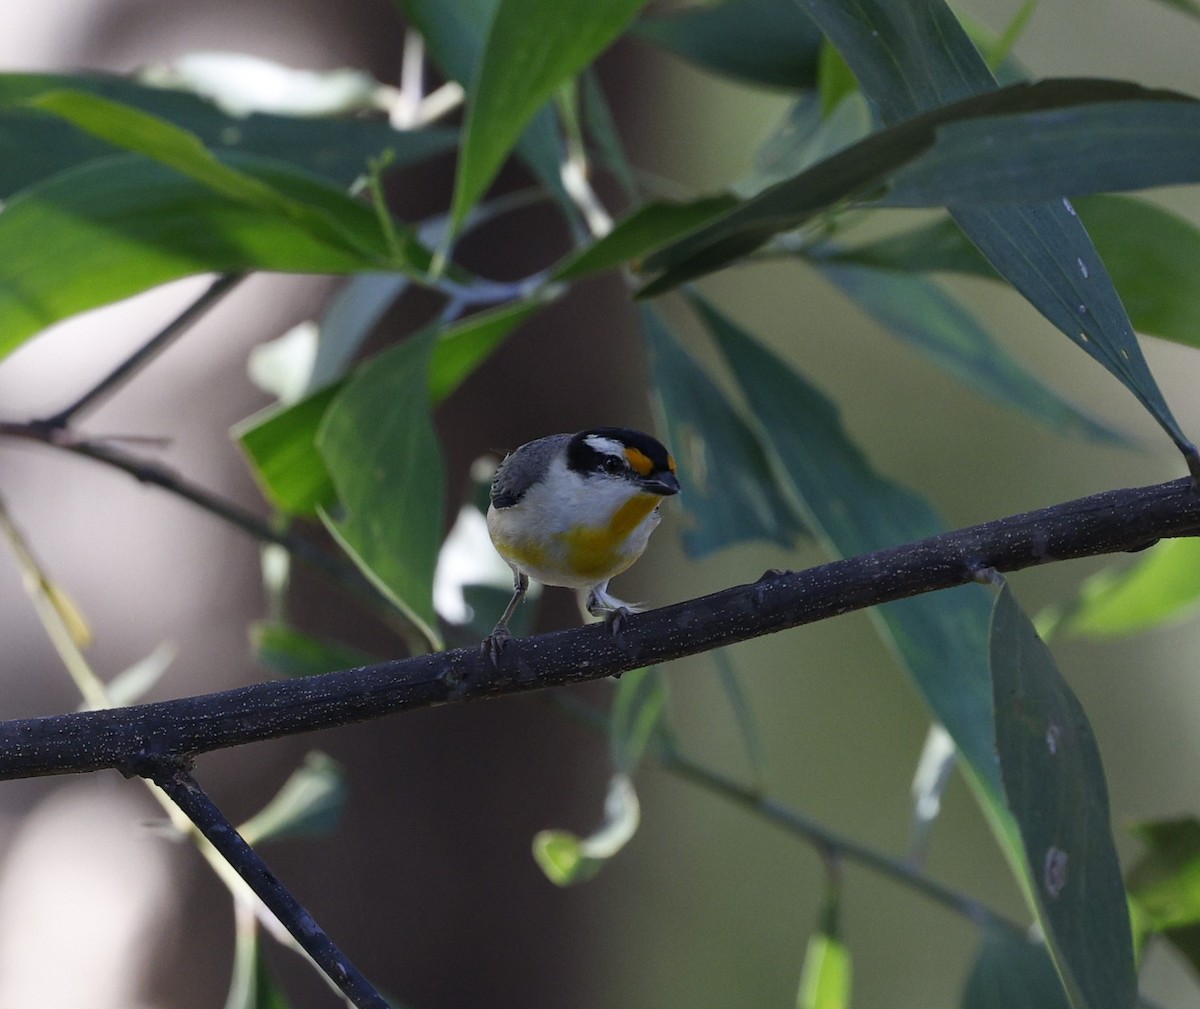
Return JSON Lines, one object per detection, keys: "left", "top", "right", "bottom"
{"left": 0, "top": 476, "right": 1196, "bottom": 781}
{"left": 149, "top": 761, "right": 389, "bottom": 1009}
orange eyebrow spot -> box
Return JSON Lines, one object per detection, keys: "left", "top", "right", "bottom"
{"left": 666, "top": 453, "right": 677, "bottom": 473}
{"left": 624, "top": 447, "right": 654, "bottom": 476}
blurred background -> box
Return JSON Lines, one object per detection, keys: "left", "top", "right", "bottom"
{"left": 1, "top": 1, "right": 1200, "bottom": 1007}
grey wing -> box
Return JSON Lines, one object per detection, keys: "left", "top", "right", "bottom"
{"left": 490, "top": 434, "right": 570, "bottom": 509}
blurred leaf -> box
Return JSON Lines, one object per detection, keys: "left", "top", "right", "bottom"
{"left": 0, "top": 71, "right": 456, "bottom": 197}
{"left": 225, "top": 924, "right": 294, "bottom": 1009}
{"left": 1128, "top": 818, "right": 1200, "bottom": 971}
{"left": 533, "top": 773, "right": 640, "bottom": 885}
{"left": 961, "top": 927, "right": 1070, "bottom": 1009}
{"left": 710, "top": 648, "right": 767, "bottom": 788}
{"left": 695, "top": 295, "right": 1020, "bottom": 864}
{"left": 631, "top": 0, "right": 824, "bottom": 89}
{"left": 641, "top": 305, "right": 804, "bottom": 557}
{"left": 0, "top": 152, "right": 401, "bottom": 361}
{"left": 816, "top": 41, "right": 858, "bottom": 117}
{"left": 553, "top": 195, "right": 738, "bottom": 281}
{"left": 317, "top": 329, "right": 444, "bottom": 649}
{"left": 309, "top": 273, "right": 412, "bottom": 391}
{"left": 1055, "top": 538, "right": 1200, "bottom": 639}
{"left": 236, "top": 300, "right": 542, "bottom": 518}
{"left": 251, "top": 620, "right": 375, "bottom": 678}
{"left": 737, "top": 91, "right": 871, "bottom": 197}
{"left": 106, "top": 642, "right": 176, "bottom": 707}
{"left": 236, "top": 384, "right": 342, "bottom": 516}
{"left": 909, "top": 723, "right": 956, "bottom": 863}
{"left": 449, "top": 0, "right": 646, "bottom": 233}
{"left": 811, "top": 214, "right": 996, "bottom": 278}
{"left": 1153, "top": 0, "right": 1200, "bottom": 18}
{"left": 579, "top": 68, "right": 636, "bottom": 197}
{"left": 28, "top": 89, "right": 426, "bottom": 267}
{"left": 990, "top": 582, "right": 1136, "bottom": 1009}
{"left": 248, "top": 321, "right": 320, "bottom": 404}
{"left": 797, "top": 904, "right": 851, "bottom": 1009}
{"left": 400, "top": 0, "right": 573, "bottom": 221}
{"left": 609, "top": 667, "right": 667, "bottom": 774}
{"left": 1076, "top": 196, "right": 1200, "bottom": 350}
{"left": 427, "top": 297, "right": 551, "bottom": 402}
{"left": 985, "top": 0, "right": 1038, "bottom": 72}
{"left": 240, "top": 752, "right": 348, "bottom": 846}
{"left": 816, "top": 262, "right": 1125, "bottom": 442}
{"left": 42, "top": 580, "right": 92, "bottom": 649}
{"left": 142, "top": 51, "right": 382, "bottom": 118}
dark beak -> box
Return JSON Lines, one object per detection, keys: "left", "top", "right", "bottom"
{"left": 643, "top": 471, "right": 681, "bottom": 496}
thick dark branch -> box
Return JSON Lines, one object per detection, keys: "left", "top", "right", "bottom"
{"left": 149, "top": 762, "right": 388, "bottom": 1009}
{"left": 1, "top": 477, "right": 1197, "bottom": 781}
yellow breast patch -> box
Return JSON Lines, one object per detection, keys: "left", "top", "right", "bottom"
{"left": 561, "top": 493, "right": 660, "bottom": 580}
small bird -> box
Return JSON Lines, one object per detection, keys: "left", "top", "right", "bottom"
{"left": 486, "top": 427, "right": 680, "bottom": 651}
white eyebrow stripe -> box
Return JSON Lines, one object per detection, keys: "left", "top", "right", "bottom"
{"left": 584, "top": 435, "right": 625, "bottom": 458}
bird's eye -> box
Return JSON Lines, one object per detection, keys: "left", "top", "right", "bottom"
{"left": 602, "top": 455, "right": 624, "bottom": 475}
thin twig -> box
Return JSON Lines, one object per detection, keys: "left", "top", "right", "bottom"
{"left": 149, "top": 763, "right": 389, "bottom": 1009}
{"left": 0, "top": 476, "right": 1197, "bottom": 780}
{"left": 0, "top": 421, "right": 429, "bottom": 649}
{"left": 38, "top": 273, "right": 245, "bottom": 430}
{"left": 660, "top": 747, "right": 1022, "bottom": 935}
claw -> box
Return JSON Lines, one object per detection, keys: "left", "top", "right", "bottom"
{"left": 483, "top": 623, "right": 513, "bottom": 665}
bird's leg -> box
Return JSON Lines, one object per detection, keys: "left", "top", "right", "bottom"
{"left": 484, "top": 568, "right": 528, "bottom": 661}
{"left": 585, "top": 581, "right": 637, "bottom": 638}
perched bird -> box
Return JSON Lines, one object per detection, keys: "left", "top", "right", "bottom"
{"left": 486, "top": 427, "right": 680, "bottom": 649}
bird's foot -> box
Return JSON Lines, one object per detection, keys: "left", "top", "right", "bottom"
{"left": 482, "top": 623, "right": 513, "bottom": 665}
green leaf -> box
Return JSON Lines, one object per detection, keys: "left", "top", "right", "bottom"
{"left": 641, "top": 305, "right": 805, "bottom": 557}
{"left": 882, "top": 97, "right": 1200, "bottom": 207}
{"left": 961, "top": 927, "right": 1070, "bottom": 1009}
{"left": 798, "top": 880, "right": 851, "bottom": 1009}
{"left": 0, "top": 152, "right": 401, "bottom": 361}
{"left": 797, "top": 0, "right": 1194, "bottom": 464}
{"left": 990, "top": 582, "right": 1136, "bottom": 1009}
{"left": 400, "top": 0, "right": 573, "bottom": 221}
{"left": 317, "top": 328, "right": 444, "bottom": 649}
{"left": 250, "top": 620, "right": 375, "bottom": 678}
{"left": 579, "top": 68, "right": 636, "bottom": 197}
{"left": 554, "top": 195, "right": 739, "bottom": 282}
{"left": 225, "top": 925, "right": 295, "bottom": 1009}
{"left": 239, "top": 752, "right": 348, "bottom": 846}
{"left": 631, "top": 0, "right": 824, "bottom": 90}
{"left": 0, "top": 71, "right": 456, "bottom": 197}
{"left": 816, "top": 41, "right": 858, "bottom": 117}
{"left": 236, "top": 384, "right": 342, "bottom": 516}
{"left": 1153, "top": 0, "right": 1200, "bottom": 19}
{"left": 798, "top": 927, "right": 851, "bottom": 1009}
{"left": 695, "top": 295, "right": 1020, "bottom": 867}
{"left": 1128, "top": 818, "right": 1200, "bottom": 971}
{"left": 449, "top": 0, "right": 647, "bottom": 233}
{"left": 710, "top": 649, "right": 767, "bottom": 789}
{"left": 816, "top": 263, "right": 1125, "bottom": 443}
{"left": 236, "top": 300, "right": 544, "bottom": 518}
{"left": 105, "top": 642, "right": 176, "bottom": 707}
{"left": 609, "top": 667, "right": 667, "bottom": 774}
{"left": 1056, "top": 538, "right": 1200, "bottom": 639}
{"left": 532, "top": 773, "right": 640, "bottom": 885}
{"left": 1076, "top": 196, "right": 1200, "bottom": 350}
{"left": 820, "top": 196, "right": 1200, "bottom": 351}
{"left": 27, "top": 89, "right": 427, "bottom": 267}
{"left": 427, "top": 297, "right": 552, "bottom": 403}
